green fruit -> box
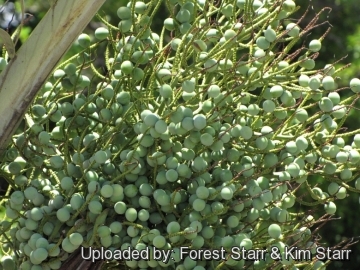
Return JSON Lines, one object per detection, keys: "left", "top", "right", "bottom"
{"left": 170, "top": 38, "right": 181, "bottom": 51}
{"left": 30, "top": 207, "right": 43, "bottom": 221}
{"left": 240, "top": 238, "right": 253, "bottom": 249}
{"left": 204, "top": 59, "right": 218, "bottom": 72}
{"left": 56, "top": 208, "right": 70, "bottom": 222}
{"left": 328, "top": 92, "right": 340, "bottom": 105}
{"left": 262, "top": 100, "right": 276, "bottom": 113}
{"left": 256, "top": 36, "right": 270, "bottom": 50}
{"left": 324, "top": 201, "right": 336, "bottom": 214}
{"left": 77, "top": 33, "right": 91, "bottom": 48}
{"left": 224, "top": 29, "right": 236, "bottom": 40}
{"left": 298, "top": 74, "right": 309, "bottom": 87}
{"left": 114, "top": 201, "right": 127, "bottom": 214}
{"left": 253, "top": 49, "right": 266, "bottom": 61}
{"left": 299, "top": 56, "right": 315, "bottom": 70}
{"left": 159, "top": 84, "right": 173, "bottom": 98}
{"left": 131, "top": 51, "right": 149, "bottom": 64}
{"left": 64, "top": 63, "right": 77, "bottom": 76}
{"left": 157, "top": 68, "right": 172, "bottom": 81}
{"left": 200, "top": 133, "right": 214, "bottom": 146}
{"left": 193, "top": 39, "right": 207, "bottom": 52}
{"left": 340, "top": 168, "right": 352, "bottom": 180}
{"left": 324, "top": 64, "right": 335, "bottom": 75}
{"left": 350, "top": 78, "right": 360, "bottom": 93}
{"left": 69, "top": 194, "right": 84, "bottom": 211}
{"left": 268, "top": 224, "right": 281, "bottom": 238}
{"left": 101, "top": 184, "right": 114, "bottom": 198}
{"left": 176, "top": 9, "right": 191, "bottom": 23}
{"left": 133, "top": 67, "right": 144, "bottom": 81}
{"left": 278, "top": 61, "right": 289, "bottom": 71}
{"left": 94, "top": 150, "right": 108, "bottom": 164}
{"left": 135, "top": 1, "right": 147, "bottom": 14}
{"left": 193, "top": 114, "right": 207, "bottom": 130}
{"left": 125, "top": 208, "right": 137, "bottom": 222}
{"left": 221, "top": 187, "right": 233, "bottom": 200}
{"left": 179, "top": 22, "right": 192, "bottom": 34}
{"left": 248, "top": 104, "right": 260, "bottom": 115}
{"left": 336, "top": 187, "right": 347, "bottom": 199}
{"left": 0, "top": 255, "right": 16, "bottom": 270}
{"left": 0, "top": 57, "right": 7, "bottom": 71}
{"left": 296, "top": 136, "right": 308, "bottom": 150}
{"left": 309, "top": 39, "right": 321, "bottom": 52}
{"left": 95, "top": 27, "right": 109, "bottom": 40}
{"left": 121, "top": 60, "right": 134, "bottom": 74}
{"left": 62, "top": 237, "right": 76, "bottom": 253}
{"left": 240, "top": 126, "right": 253, "bottom": 140}
{"left": 205, "top": 28, "right": 220, "bottom": 43}
{"left": 164, "top": 18, "right": 176, "bottom": 31}
{"left": 270, "top": 85, "right": 283, "bottom": 98}
{"left": 283, "top": 0, "right": 296, "bottom": 12}
{"left": 220, "top": 3, "right": 233, "bottom": 17}
{"left": 295, "top": 108, "right": 308, "bottom": 123}
{"left": 69, "top": 232, "right": 83, "bottom": 246}
{"left": 318, "top": 97, "right": 333, "bottom": 112}
{"left": 117, "top": 7, "right": 131, "bottom": 19}
{"left": 10, "top": 191, "right": 24, "bottom": 205}
{"left": 286, "top": 23, "right": 300, "bottom": 37}
{"left": 192, "top": 156, "right": 207, "bottom": 172}
{"left": 264, "top": 27, "right": 276, "bottom": 42}
{"left": 88, "top": 200, "right": 102, "bottom": 214}
{"left": 165, "top": 169, "right": 178, "bottom": 182}
{"left": 256, "top": 137, "right": 268, "bottom": 150}
{"left": 32, "top": 248, "right": 48, "bottom": 262}
{"left": 118, "top": 19, "right": 133, "bottom": 33}
{"left": 321, "top": 75, "right": 335, "bottom": 89}
{"left": 49, "top": 156, "right": 64, "bottom": 169}
{"left": 309, "top": 76, "right": 321, "bottom": 90}
{"left": 47, "top": 243, "right": 60, "bottom": 257}
{"left": 219, "top": 59, "right": 233, "bottom": 70}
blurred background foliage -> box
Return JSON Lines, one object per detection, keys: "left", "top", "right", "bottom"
{"left": 1, "top": 0, "right": 360, "bottom": 268}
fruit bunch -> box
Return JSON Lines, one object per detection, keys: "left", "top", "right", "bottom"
{"left": 1, "top": 0, "right": 360, "bottom": 269}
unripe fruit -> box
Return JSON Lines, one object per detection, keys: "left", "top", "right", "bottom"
{"left": 0, "top": 57, "right": 7, "bottom": 70}
{"left": 299, "top": 57, "right": 315, "bottom": 70}
{"left": 224, "top": 29, "right": 236, "bottom": 40}
{"left": 264, "top": 27, "right": 276, "bottom": 42}
{"left": 286, "top": 23, "right": 300, "bottom": 37}
{"left": 77, "top": 33, "right": 91, "bottom": 48}
{"left": 350, "top": 78, "right": 360, "bottom": 93}
{"left": 262, "top": 100, "right": 276, "bottom": 113}
{"left": 118, "top": 19, "right": 132, "bottom": 33}
{"left": 270, "top": 85, "right": 283, "bottom": 98}
{"left": 204, "top": 59, "right": 218, "bottom": 72}
{"left": 159, "top": 84, "right": 172, "bottom": 98}
{"left": 268, "top": 224, "right": 281, "bottom": 238}
{"left": 332, "top": 105, "right": 346, "bottom": 119}
{"left": 135, "top": 1, "right": 147, "bottom": 14}
{"left": 322, "top": 76, "right": 335, "bottom": 90}
{"left": 121, "top": 60, "right": 134, "bottom": 74}
{"left": 324, "top": 201, "right": 336, "bottom": 214}
{"left": 298, "top": 74, "right": 309, "bottom": 87}
{"left": 95, "top": 27, "right": 109, "bottom": 40}
{"left": 117, "top": 7, "right": 131, "bottom": 20}
{"left": 309, "top": 76, "right": 321, "bottom": 90}
{"left": 256, "top": 36, "right": 270, "bottom": 50}
{"left": 164, "top": 18, "right": 176, "bottom": 31}
{"left": 309, "top": 39, "right": 321, "bottom": 52}
{"left": 176, "top": 9, "right": 191, "bottom": 23}
{"left": 318, "top": 97, "right": 333, "bottom": 112}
